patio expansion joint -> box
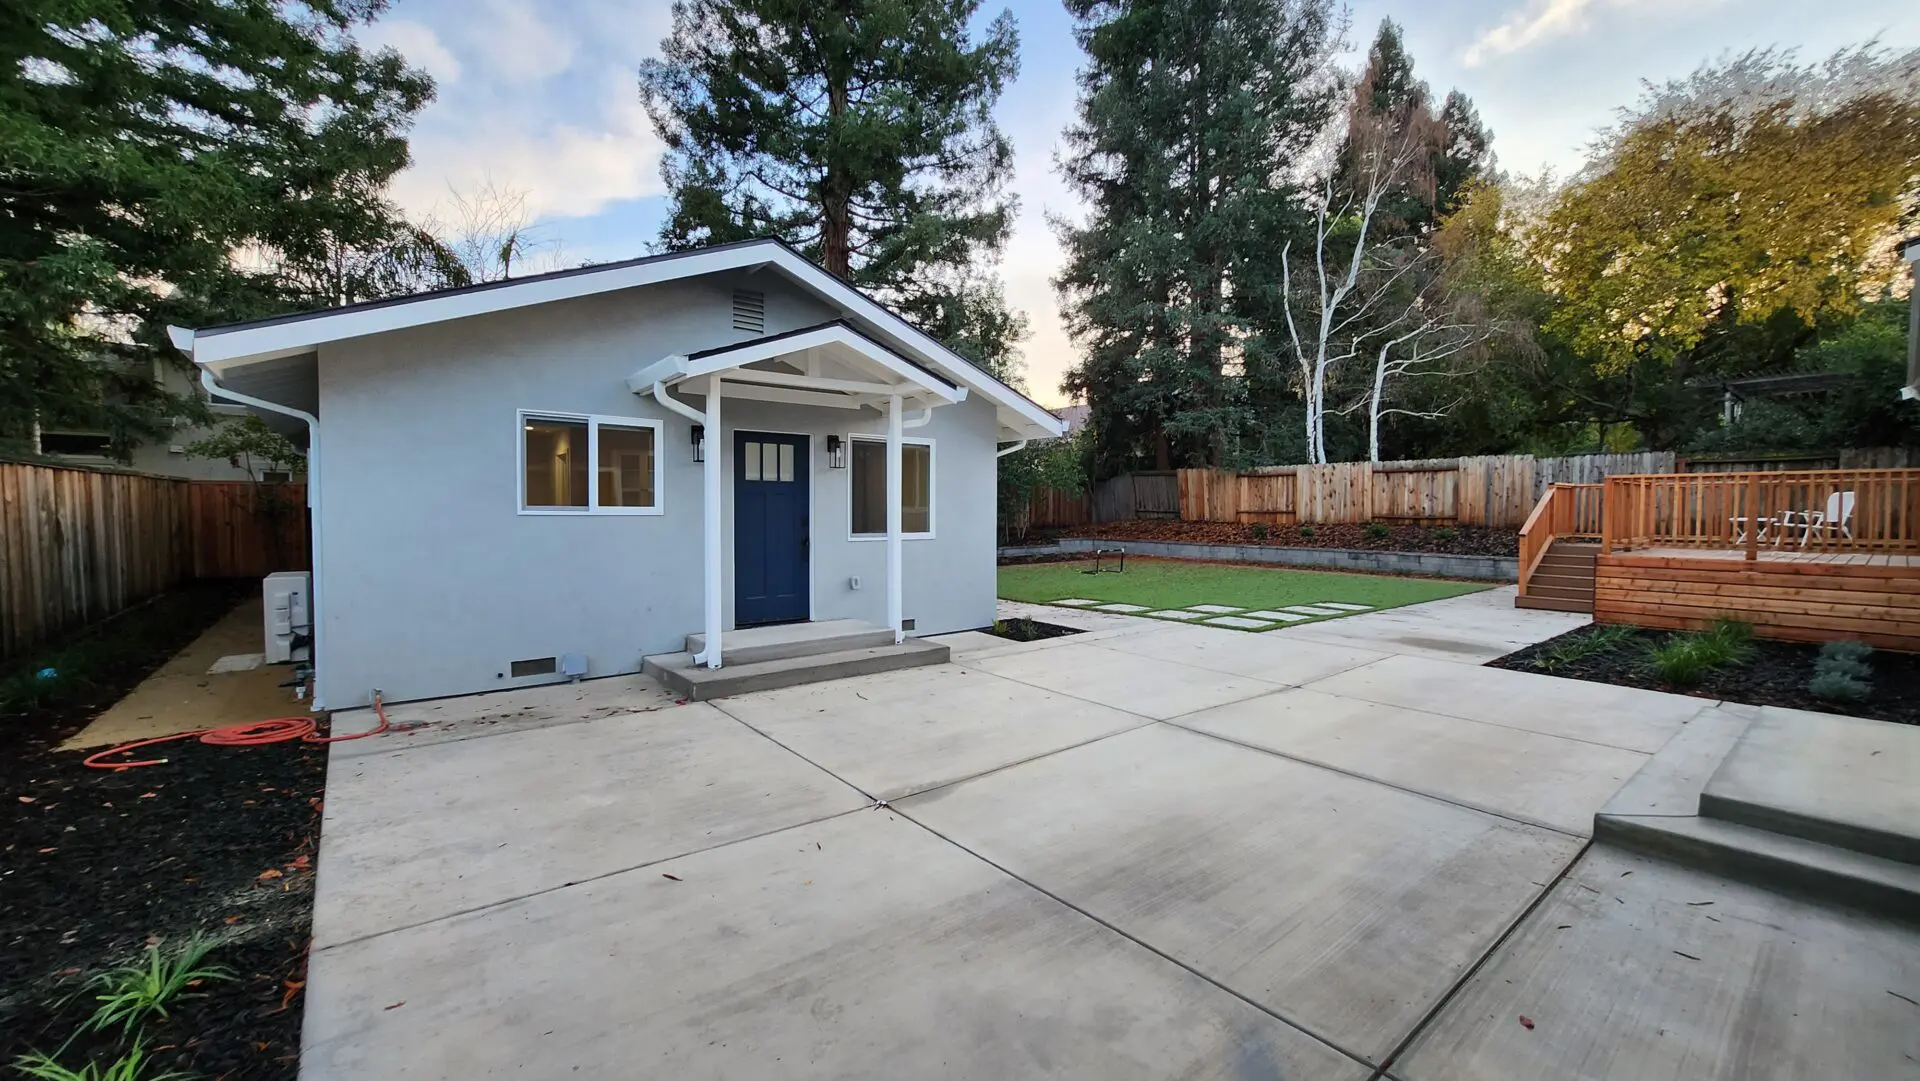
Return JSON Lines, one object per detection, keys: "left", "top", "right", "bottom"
{"left": 1361, "top": 836, "right": 1594, "bottom": 1081}
{"left": 887, "top": 806, "right": 1384, "bottom": 1077}
{"left": 1157, "top": 720, "right": 1594, "bottom": 843}
{"left": 310, "top": 804, "right": 872, "bottom": 955}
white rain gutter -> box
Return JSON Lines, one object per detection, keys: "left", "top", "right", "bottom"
{"left": 651, "top": 382, "right": 722, "bottom": 667}
{"left": 996, "top": 440, "right": 1029, "bottom": 459}
{"left": 194, "top": 365, "right": 329, "bottom": 709}
{"left": 902, "top": 407, "right": 934, "bottom": 430}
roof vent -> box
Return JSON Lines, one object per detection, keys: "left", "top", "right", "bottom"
{"left": 732, "top": 289, "right": 765, "bottom": 333}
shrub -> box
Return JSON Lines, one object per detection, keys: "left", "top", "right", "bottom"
{"left": 1365, "top": 522, "right": 1391, "bottom": 540}
{"left": 1298, "top": 525, "right": 1315, "bottom": 539}
{"left": 1432, "top": 527, "right": 1459, "bottom": 542}
{"left": 1248, "top": 522, "right": 1271, "bottom": 541}
{"left": 1646, "top": 620, "right": 1753, "bottom": 685}
{"left": 1532, "top": 624, "right": 1637, "bottom": 672}
{"left": 1809, "top": 670, "right": 1871, "bottom": 701}
{"left": 1810, "top": 639, "right": 1873, "bottom": 700}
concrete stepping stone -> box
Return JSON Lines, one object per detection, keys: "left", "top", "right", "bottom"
{"left": 1051, "top": 598, "right": 1101, "bottom": 607}
{"left": 1281, "top": 605, "right": 1349, "bottom": 616}
{"left": 1316, "top": 602, "right": 1372, "bottom": 612}
{"left": 1187, "top": 604, "right": 1245, "bottom": 614}
{"left": 1204, "top": 616, "right": 1277, "bottom": 630}
{"left": 1147, "top": 609, "right": 1208, "bottom": 621}
{"left": 1095, "top": 603, "right": 1151, "bottom": 613}
{"left": 1239, "top": 610, "right": 1311, "bottom": 623}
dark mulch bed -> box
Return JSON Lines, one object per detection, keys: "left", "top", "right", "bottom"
{"left": 984, "top": 617, "right": 1084, "bottom": 643}
{"left": 1, "top": 581, "right": 326, "bottom": 1078}
{"left": 1490, "top": 625, "right": 1920, "bottom": 725}
{"left": 1061, "top": 519, "right": 1519, "bottom": 557}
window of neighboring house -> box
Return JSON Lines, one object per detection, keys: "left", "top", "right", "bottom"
{"left": 520, "top": 411, "right": 662, "bottom": 514}
{"left": 38, "top": 431, "right": 113, "bottom": 457}
{"left": 849, "top": 436, "right": 933, "bottom": 538}
{"left": 262, "top": 471, "right": 293, "bottom": 484}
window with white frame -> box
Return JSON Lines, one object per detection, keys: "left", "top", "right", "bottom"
{"left": 849, "top": 435, "right": 932, "bottom": 538}
{"left": 520, "top": 411, "right": 662, "bottom": 514}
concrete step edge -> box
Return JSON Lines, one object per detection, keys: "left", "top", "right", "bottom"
{"left": 1698, "top": 791, "right": 1920, "bottom": 868}
{"left": 643, "top": 640, "right": 949, "bottom": 701}
{"left": 685, "top": 628, "right": 899, "bottom": 665}
{"left": 1594, "top": 813, "right": 1920, "bottom": 924}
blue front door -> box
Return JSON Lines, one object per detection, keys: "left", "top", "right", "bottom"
{"left": 734, "top": 432, "right": 810, "bottom": 626}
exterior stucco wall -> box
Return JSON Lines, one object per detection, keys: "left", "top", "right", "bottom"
{"left": 312, "top": 270, "right": 997, "bottom": 707}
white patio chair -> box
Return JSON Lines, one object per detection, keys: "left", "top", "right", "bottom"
{"left": 1727, "top": 512, "right": 1782, "bottom": 546}
{"left": 1781, "top": 491, "right": 1855, "bottom": 548}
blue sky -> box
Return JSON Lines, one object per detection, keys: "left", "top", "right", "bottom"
{"left": 364, "top": 0, "right": 1920, "bottom": 406}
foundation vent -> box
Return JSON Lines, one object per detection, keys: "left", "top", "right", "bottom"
{"left": 732, "top": 289, "right": 766, "bottom": 333}
{"left": 509, "top": 656, "right": 558, "bottom": 678}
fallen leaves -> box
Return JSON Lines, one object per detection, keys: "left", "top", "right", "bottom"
{"left": 258, "top": 868, "right": 283, "bottom": 881}
{"left": 383, "top": 1001, "right": 405, "bottom": 1011}
{"left": 661, "top": 873, "right": 683, "bottom": 882}
{"left": 1673, "top": 950, "right": 1701, "bottom": 961}
{"left": 18, "top": 795, "right": 36, "bottom": 804}
{"left": 1518, "top": 1015, "right": 1535, "bottom": 1030}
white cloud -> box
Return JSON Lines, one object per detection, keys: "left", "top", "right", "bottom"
{"left": 362, "top": 19, "right": 461, "bottom": 85}
{"left": 1463, "top": 0, "right": 1601, "bottom": 67}
{"left": 390, "top": 71, "right": 665, "bottom": 222}
{"left": 452, "top": 0, "right": 576, "bottom": 83}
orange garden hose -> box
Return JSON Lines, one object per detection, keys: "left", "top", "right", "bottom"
{"left": 83, "top": 693, "right": 391, "bottom": 769}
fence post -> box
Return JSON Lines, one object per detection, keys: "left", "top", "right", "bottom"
{"left": 1745, "top": 475, "right": 1760, "bottom": 562}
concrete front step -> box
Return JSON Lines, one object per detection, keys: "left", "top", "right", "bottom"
{"left": 643, "top": 639, "right": 949, "bottom": 701}
{"left": 686, "top": 619, "right": 895, "bottom": 666}
{"left": 1595, "top": 813, "right": 1920, "bottom": 923}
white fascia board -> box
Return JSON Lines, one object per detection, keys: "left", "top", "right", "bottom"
{"left": 683, "top": 326, "right": 963, "bottom": 402}
{"left": 190, "top": 238, "right": 1064, "bottom": 436}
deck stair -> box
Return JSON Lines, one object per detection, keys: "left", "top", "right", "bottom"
{"left": 643, "top": 619, "right": 947, "bottom": 701}
{"left": 1516, "top": 540, "right": 1597, "bottom": 613}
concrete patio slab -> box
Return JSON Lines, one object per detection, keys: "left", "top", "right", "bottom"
{"left": 1204, "top": 615, "right": 1275, "bottom": 629}
{"left": 1148, "top": 608, "right": 1208, "bottom": 620}
{"left": 1392, "top": 845, "right": 1920, "bottom": 1081}
{"left": 1306, "top": 654, "right": 1705, "bottom": 754}
{"left": 329, "top": 674, "right": 685, "bottom": 757}
{"left": 958, "top": 641, "right": 1287, "bottom": 720}
{"left": 1281, "top": 604, "right": 1350, "bottom": 616}
{"left": 1096, "top": 602, "right": 1151, "bottom": 613}
{"left": 303, "top": 810, "right": 1369, "bottom": 1081}
{"left": 1174, "top": 689, "right": 1648, "bottom": 836}
{"left": 1187, "top": 604, "right": 1244, "bottom": 614}
{"left": 1278, "top": 587, "right": 1588, "bottom": 665}
{"left": 925, "top": 629, "right": 1013, "bottom": 658}
{"left": 897, "top": 724, "right": 1583, "bottom": 1066}
{"left": 1600, "top": 703, "right": 1756, "bottom": 818}
{"left": 1095, "top": 624, "right": 1385, "bottom": 685}
{"left": 312, "top": 701, "right": 866, "bottom": 947}
{"left": 1702, "top": 706, "right": 1920, "bottom": 863}
{"left": 1243, "top": 609, "right": 1311, "bottom": 622}
{"left": 713, "top": 663, "right": 1150, "bottom": 800}
{"left": 1318, "top": 603, "right": 1372, "bottom": 611}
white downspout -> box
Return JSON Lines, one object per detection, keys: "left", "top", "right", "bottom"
{"left": 197, "top": 368, "right": 329, "bottom": 709}
{"left": 886, "top": 394, "right": 904, "bottom": 643}
{"left": 996, "top": 440, "right": 1028, "bottom": 459}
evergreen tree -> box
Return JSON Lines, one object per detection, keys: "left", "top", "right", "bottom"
{"left": 0, "top": 0, "right": 435, "bottom": 454}
{"left": 1056, "top": 0, "right": 1343, "bottom": 474}
{"left": 638, "top": 0, "right": 1026, "bottom": 374}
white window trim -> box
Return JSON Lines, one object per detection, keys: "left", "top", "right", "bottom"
{"left": 517, "top": 409, "right": 665, "bottom": 516}
{"left": 847, "top": 433, "right": 934, "bottom": 541}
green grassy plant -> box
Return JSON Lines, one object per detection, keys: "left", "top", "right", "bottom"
{"left": 1531, "top": 624, "right": 1637, "bottom": 672}
{"left": 16, "top": 1041, "right": 186, "bottom": 1081}
{"left": 83, "top": 934, "right": 232, "bottom": 1038}
{"left": 1646, "top": 619, "right": 1754, "bottom": 686}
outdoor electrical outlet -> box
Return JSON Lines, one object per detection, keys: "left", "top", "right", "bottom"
{"left": 849, "top": 576, "right": 861, "bottom": 590}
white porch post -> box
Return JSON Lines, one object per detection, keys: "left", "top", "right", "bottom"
{"left": 703, "top": 377, "right": 724, "bottom": 667}
{"left": 886, "top": 394, "right": 904, "bottom": 643}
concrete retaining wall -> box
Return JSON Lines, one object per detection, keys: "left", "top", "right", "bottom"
{"left": 1003, "top": 538, "right": 1517, "bottom": 582}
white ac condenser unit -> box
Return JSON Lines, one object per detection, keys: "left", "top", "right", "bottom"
{"left": 263, "top": 571, "right": 312, "bottom": 665}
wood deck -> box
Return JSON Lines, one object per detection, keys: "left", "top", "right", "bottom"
{"left": 1595, "top": 547, "right": 1920, "bottom": 652}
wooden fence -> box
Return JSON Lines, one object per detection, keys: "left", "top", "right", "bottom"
{"left": 1, "top": 462, "right": 310, "bottom": 660}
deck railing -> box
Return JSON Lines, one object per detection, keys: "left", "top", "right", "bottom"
{"left": 1517, "top": 483, "right": 1603, "bottom": 593}
{"left": 1600, "top": 469, "right": 1920, "bottom": 558}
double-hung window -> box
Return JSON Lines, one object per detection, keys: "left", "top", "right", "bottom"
{"left": 849, "top": 435, "right": 933, "bottom": 538}
{"left": 520, "top": 411, "right": 663, "bottom": 514}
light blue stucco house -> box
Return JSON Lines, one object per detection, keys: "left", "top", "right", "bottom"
{"left": 168, "top": 239, "right": 1064, "bottom": 709}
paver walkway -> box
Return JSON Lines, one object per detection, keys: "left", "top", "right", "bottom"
{"left": 299, "top": 586, "right": 1920, "bottom": 1080}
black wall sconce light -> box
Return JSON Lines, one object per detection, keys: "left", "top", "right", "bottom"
{"left": 826, "top": 434, "right": 846, "bottom": 469}
{"left": 691, "top": 424, "right": 706, "bottom": 463}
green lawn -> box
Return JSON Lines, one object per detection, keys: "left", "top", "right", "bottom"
{"left": 997, "top": 558, "right": 1488, "bottom": 630}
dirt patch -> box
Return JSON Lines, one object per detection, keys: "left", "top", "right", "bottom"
{"left": 1490, "top": 625, "right": 1920, "bottom": 726}
{"left": 1, "top": 582, "right": 323, "bottom": 1078}
{"left": 984, "top": 618, "right": 1085, "bottom": 643}
{"left": 1060, "top": 520, "right": 1518, "bottom": 557}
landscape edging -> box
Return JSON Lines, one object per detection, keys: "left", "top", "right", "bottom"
{"left": 1007, "top": 537, "right": 1517, "bottom": 581}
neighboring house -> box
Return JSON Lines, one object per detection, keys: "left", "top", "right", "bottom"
{"left": 168, "top": 238, "right": 1064, "bottom": 709}
{"left": 1054, "top": 403, "right": 1091, "bottom": 437}
{"left": 33, "top": 360, "right": 290, "bottom": 482}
